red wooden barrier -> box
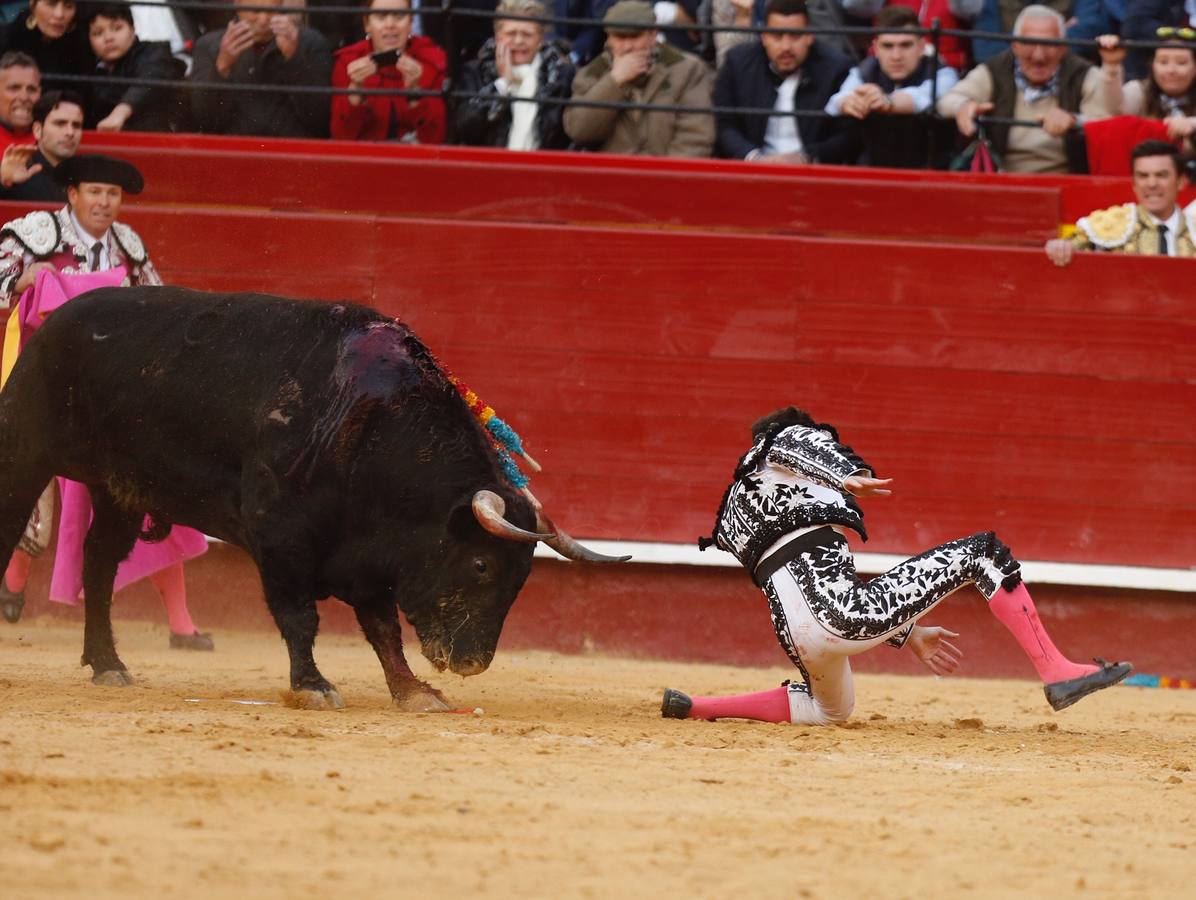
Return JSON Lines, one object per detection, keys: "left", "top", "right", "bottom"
{"left": 81, "top": 130, "right": 1192, "bottom": 229}
{"left": 6, "top": 201, "right": 1180, "bottom": 570}
{"left": 76, "top": 136, "right": 1061, "bottom": 246}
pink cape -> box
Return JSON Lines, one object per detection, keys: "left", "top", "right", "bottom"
{"left": 10, "top": 268, "right": 209, "bottom": 605}
{"left": 49, "top": 479, "right": 209, "bottom": 605}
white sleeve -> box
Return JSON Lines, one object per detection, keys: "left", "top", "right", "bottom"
{"left": 825, "top": 67, "right": 864, "bottom": 115}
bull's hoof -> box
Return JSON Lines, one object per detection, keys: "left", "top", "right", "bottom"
{"left": 288, "top": 688, "right": 346, "bottom": 711}
{"left": 92, "top": 669, "right": 133, "bottom": 687}
{"left": 393, "top": 689, "right": 452, "bottom": 713}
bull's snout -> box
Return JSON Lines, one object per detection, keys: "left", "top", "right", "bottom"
{"left": 449, "top": 656, "right": 489, "bottom": 677}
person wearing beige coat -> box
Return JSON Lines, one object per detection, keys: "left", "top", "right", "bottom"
{"left": 563, "top": 1, "right": 714, "bottom": 158}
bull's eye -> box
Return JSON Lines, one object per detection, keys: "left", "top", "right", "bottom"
{"left": 473, "top": 558, "right": 488, "bottom": 575}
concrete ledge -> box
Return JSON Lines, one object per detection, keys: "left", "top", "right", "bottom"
{"left": 536, "top": 541, "right": 1196, "bottom": 593}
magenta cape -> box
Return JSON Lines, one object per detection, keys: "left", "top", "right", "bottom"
{"left": 6, "top": 267, "right": 209, "bottom": 605}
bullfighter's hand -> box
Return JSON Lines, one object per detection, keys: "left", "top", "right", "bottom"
{"left": 216, "top": 20, "right": 257, "bottom": 76}
{"left": 1095, "top": 34, "right": 1125, "bottom": 67}
{"left": 908, "top": 626, "right": 963, "bottom": 676}
{"left": 0, "top": 143, "right": 41, "bottom": 188}
{"left": 843, "top": 475, "right": 892, "bottom": 497}
{"left": 956, "top": 99, "right": 992, "bottom": 138}
{"left": 1039, "top": 107, "right": 1076, "bottom": 138}
{"left": 1044, "top": 238, "right": 1074, "bottom": 267}
{"left": 611, "top": 48, "right": 653, "bottom": 86}
{"left": 270, "top": 14, "right": 300, "bottom": 60}
{"left": 14, "top": 262, "right": 56, "bottom": 294}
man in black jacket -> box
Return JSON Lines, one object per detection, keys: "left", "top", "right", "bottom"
{"left": 712, "top": 0, "right": 856, "bottom": 163}
{"left": 0, "top": 90, "right": 84, "bottom": 202}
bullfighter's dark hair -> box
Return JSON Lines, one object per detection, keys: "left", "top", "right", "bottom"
{"left": 763, "top": 0, "right": 808, "bottom": 21}
{"left": 1130, "top": 139, "right": 1185, "bottom": 175}
{"left": 751, "top": 406, "right": 838, "bottom": 442}
{"left": 33, "top": 90, "right": 86, "bottom": 125}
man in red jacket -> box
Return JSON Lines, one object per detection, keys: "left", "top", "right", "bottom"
{"left": 0, "top": 53, "right": 41, "bottom": 153}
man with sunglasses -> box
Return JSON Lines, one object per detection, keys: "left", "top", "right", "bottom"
{"left": 1045, "top": 139, "right": 1195, "bottom": 265}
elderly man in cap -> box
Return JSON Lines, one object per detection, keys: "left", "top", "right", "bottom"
{"left": 0, "top": 154, "right": 214, "bottom": 653}
{"left": 563, "top": 0, "right": 714, "bottom": 157}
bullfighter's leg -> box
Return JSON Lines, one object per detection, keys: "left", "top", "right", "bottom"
{"left": 0, "top": 461, "right": 56, "bottom": 624}
{"left": 80, "top": 491, "right": 142, "bottom": 686}
{"left": 351, "top": 597, "right": 451, "bottom": 713}
{"left": 257, "top": 555, "right": 344, "bottom": 710}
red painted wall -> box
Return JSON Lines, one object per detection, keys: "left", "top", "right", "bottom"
{"left": 3, "top": 200, "right": 1184, "bottom": 569}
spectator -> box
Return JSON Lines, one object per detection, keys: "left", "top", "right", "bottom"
{"left": 1045, "top": 139, "right": 1194, "bottom": 263}
{"left": 330, "top": 0, "right": 446, "bottom": 143}
{"left": 937, "top": 4, "right": 1116, "bottom": 173}
{"left": 191, "top": 0, "right": 333, "bottom": 138}
{"left": 1102, "top": 29, "right": 1196, "bottom": 142}
{"left": 1122, "top": 0, "right": 1187, "bottom": 79}
{"left": 713, "top": 0, "right": 855, "bottom": 163}
{"left": 0, "top": 87, "right": 82, "bottom": 201}
{"left": 714, "top": 0, "right": 883, "bottom": 67}
{"left": 885, "top": 0, "right": 982, "bottom": 71}
{"left": 974, "top": 0, "right": 1121, "bottom": 63}
{"left": 0, "top": 51, "right": 39, "bottom": 150}
{"left": 0, "top": 0, "right": 93, "bottom": 81}
{"left": 455, "top": 0, "right": 574, "bottom": 150}
{"left": 564, "top": 1, "right": 715, "bottom": 157}
{"left": 84, "top": 2, "right": 180, "bottom": 132}
{"left": 0, "top": 154, "right": 214, "bottom": 651}
{"left": 826, "top": 5, "right": 959, "bottom": 167}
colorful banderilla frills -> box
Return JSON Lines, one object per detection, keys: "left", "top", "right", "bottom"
{"left": 447, "top": 375, "right": 541, "bottom": 491}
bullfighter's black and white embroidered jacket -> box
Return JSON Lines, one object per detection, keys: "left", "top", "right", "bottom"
{"left": 706, "top": 424, "right": 875, "bottom": 574}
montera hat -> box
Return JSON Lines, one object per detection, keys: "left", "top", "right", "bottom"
{"left": 603, "top": 0, "right": 657, "bottom": 34}
{"left": 52, "top": 154, "right": 145, "bottom": 194}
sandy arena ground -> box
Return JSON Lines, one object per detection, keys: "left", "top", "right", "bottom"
{"left": 1, "top": 617, "right": 1193, "bottom": 900}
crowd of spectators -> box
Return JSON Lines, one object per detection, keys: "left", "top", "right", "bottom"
{"left": 0, "top": 0, "right": 1193, "bottom": 174}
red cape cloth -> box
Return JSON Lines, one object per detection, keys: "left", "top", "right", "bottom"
{"left": 1084, "top": 116, "right": 1175, "bottom": 176}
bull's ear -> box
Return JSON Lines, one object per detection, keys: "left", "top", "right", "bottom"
{"left": 446, "top": 501, "right": 478, "bottom": 539}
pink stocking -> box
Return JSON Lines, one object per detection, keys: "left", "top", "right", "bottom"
{"left": 149, "top": 564, "right": 196, "bottom": 635}
{"left": 988, "top": 583, "right": 1097, "bottom": 683}
{"left": 686, "top": 685, "right": 791, "bottom": 723}
{"left": 4, "top": 549, "right": 32, "bottom": 593}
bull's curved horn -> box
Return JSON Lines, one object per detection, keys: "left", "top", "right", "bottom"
{"left": 472, "top": 490, "right": 553, "bottom": 542}
{"left": 535, "top": 513, "right": 632, "bottom": 563}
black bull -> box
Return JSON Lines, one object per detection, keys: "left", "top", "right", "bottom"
{"left": 0, "top": 288, "right": 625, "bottom": 711}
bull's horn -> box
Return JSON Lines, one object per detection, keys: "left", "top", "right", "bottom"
{"left": 535, "top": 513, "right": 632, "bottom": 563}
{"left": 472, "top": 490, "right": 553, "bottom": 542}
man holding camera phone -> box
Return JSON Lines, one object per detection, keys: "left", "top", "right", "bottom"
{"left": 331, "top": 0, "right": 446, "bottom": 142}
{"left": 192, "top": 0, "right": 333, "bottom": 138}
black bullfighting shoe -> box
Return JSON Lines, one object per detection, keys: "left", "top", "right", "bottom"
{"left": 661, "top": 688, "right": 693, "bottom": 719}
{"left": 1044, "top": 659, "right": 1133, "bottom": 712}
{"left": 0, "top": 582, "right": 24, "bottom": 623}
{"left": 169, "top": 631, "right": 215, "bottom": 651}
